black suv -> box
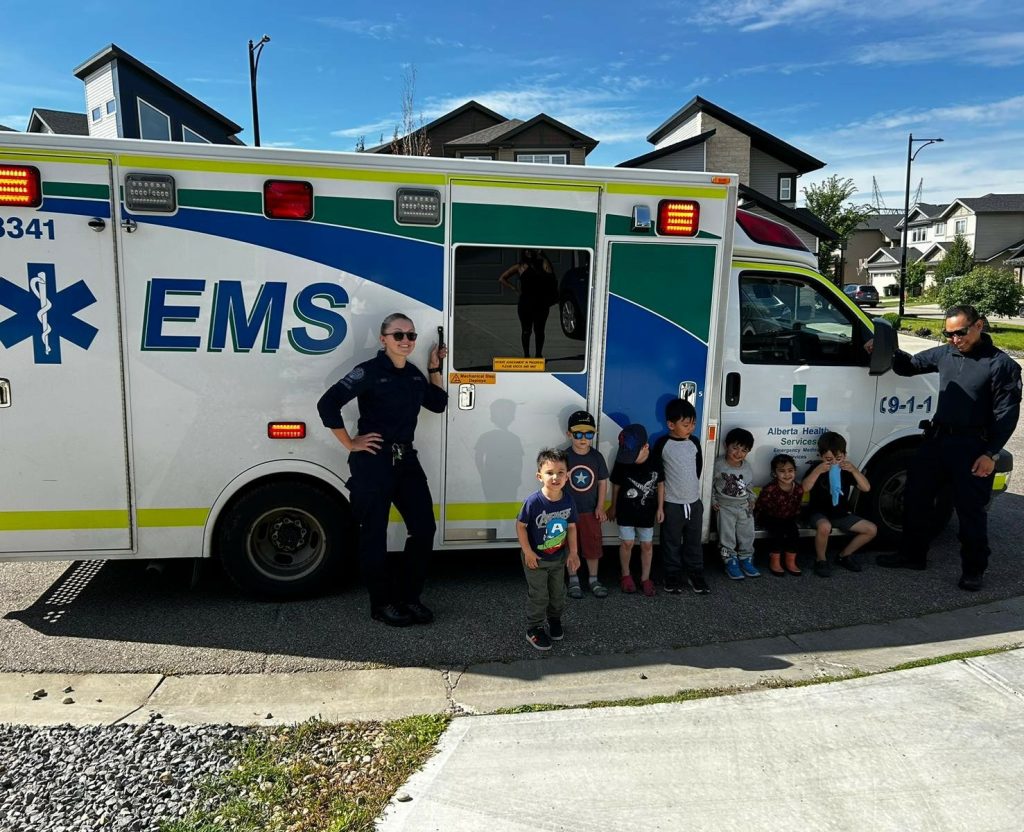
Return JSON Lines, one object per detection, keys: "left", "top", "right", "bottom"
{"left": 843, "top": 284, "right": 880, "bottom": 308}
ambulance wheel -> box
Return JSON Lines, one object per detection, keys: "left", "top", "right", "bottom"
{"left": 863, "top": 448, "right": 952, "bottom": 545}
{"left": 559, "top": 295, "right": 585, "bottom": 340}
{"left": 217, "top": 480, "right": 351, "bottom": 599}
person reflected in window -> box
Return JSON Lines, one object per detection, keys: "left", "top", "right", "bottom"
{"left": 498, "top": 249, "right": 556, "bottom": 358}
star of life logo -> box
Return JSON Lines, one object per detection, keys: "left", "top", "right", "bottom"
{"left": 780, "top": 383, "right": 817, "bottom": 425}
{"left": 0, "top": 263, "right": 97, "bottom": 364}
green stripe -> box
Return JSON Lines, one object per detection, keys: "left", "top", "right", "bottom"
{"left": 0, "top": 510, "right": 129, "bottom": 531}
{"left": 138, "top": 508, "right": 210, "bottom": 528}
{"left": 42, "top": 182, "right": 110, "bottom": 200}
{"left": 315, "top": 195, "right": 444, "bottom": 244}
{"left": 452, "top": 203, "right": 596, "bottom": 248}
{"left": 610, "top": 242, "right": 718, "bottom": 342}
{"left": 178, "top": 188, "right": 262, "bottom": 214}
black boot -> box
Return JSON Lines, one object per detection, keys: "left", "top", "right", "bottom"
{"left": 403, "top": 601, "right": 435, "bottom": 625}
{"left": 371, "top": 604, "right": 414, "bottom": 627}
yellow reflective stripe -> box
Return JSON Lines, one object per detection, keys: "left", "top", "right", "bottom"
{"left": 137, "top": 508, "right": 210, "bottom": 527}
{"left": 732, "top": 260, "right": 872, "bottom": 327}
{"left": 0, "top": 150, "right": 109, "bottom": 166}
{"left": 444, "top": 502, "right": 522, "bottom": 521}
{"left": 0, "top": 510, "right": 129, "bottom": 531}
{"left": 454, "top": 178, "right": 599, "bottom": 193}
{"left": 606, "top": 183, "right": 728, "bottom": 199}
{"left": 117, "top": 155, "right": 446, "bottom": 185}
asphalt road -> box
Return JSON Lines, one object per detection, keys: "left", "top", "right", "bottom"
{"left": 2, "top": 419, "right": 1021, "bottom": 676}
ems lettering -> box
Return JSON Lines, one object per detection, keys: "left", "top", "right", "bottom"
{"left": 142, "top": 278, "right": 348, "bottom": 353}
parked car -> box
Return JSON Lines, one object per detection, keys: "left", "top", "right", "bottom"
{"left": 558, "top": 260, "right": 590, "bottom": 340}
{"left": 843, "top": 284, "right": 880, "bottom": 308}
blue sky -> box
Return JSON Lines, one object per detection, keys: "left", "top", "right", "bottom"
{"left": 2, "top": 0, "right": 1022, "bottom": 207}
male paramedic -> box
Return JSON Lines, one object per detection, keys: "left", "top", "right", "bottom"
{"left": 317, "top": 313, "right": 448, "bottom": 626}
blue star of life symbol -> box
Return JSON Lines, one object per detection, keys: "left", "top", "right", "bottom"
{"left": 0, "top": 262, "right": 97, "bottom": 364}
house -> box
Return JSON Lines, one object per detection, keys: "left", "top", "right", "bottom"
{"left": 0, "top": 124, "right": 16, "bottom": 132}
{"left": 25, "top": 108, "right": 89, "bottom": 136}
{"left": 862, "top": 195, "right": 1024, "bottom": 291}
{"left": 843, "top": 213, "right": 902, "bottom": 287}
{"left": 368, "top": 100, "right": 598, "bottom": 164}
{"left": 72, "top": 43, "right": 243, "bottom": 145}
{"left": 618, "top": 95, "right": 838, "bottom": 252}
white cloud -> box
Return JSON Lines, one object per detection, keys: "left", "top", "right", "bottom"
{"left": 856, "top": 31, "right": 1024, "bottom": 68}
{"left": 331, "top": 118, "right": 398, "bottom": 140}
{"left": 312, "top": 16, "right": 399, "bottom": 39}
{"left": 0, "top": 113, "right": 27, "bottom": 129}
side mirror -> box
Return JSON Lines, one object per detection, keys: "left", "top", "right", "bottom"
{"left": 869, "top": 317, "right": 897, "bottom": 376}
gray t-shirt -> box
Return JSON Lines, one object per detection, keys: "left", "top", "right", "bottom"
{"left": 712, "top": 458, "right": 756, "bottom": 507}
{"left": 657, "top": 436, "right": 701, "bottom": 505}
{"left": 564, "top": 447, "right": 609, "bottom": 514}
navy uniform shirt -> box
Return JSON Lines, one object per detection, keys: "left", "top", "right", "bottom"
{"left": 317, "top": 350, "right": 448, "bottom": 445}
{"left": 893, "top": 333, "right": 1021, "bottom": 455}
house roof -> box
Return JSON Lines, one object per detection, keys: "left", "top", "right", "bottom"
{"left": 367, "top": 99, "right": 507, "bottom": 153}
{"left": 737, "top": 184, "right": 839, "bottom": 241}
{"left": 446, "top": 112, "right": 598, "bottom": 154}
{"left": 73, "top": 43, "right": 242, "bottom": 135}
{"left": 616, "top": 130, "right": 716, "bottom": 168}
{"left": 27, "top": 108, "right": 89, "bottom": 135}
{"left": 1000, "top": 238, "right": 1024, "bottom": 264}
{"left": 647, "top": 96, "right": 825, "bottom": 173}
{"left": 0, "top": 123, "right": 15, "bottom": 132}
{"left": 857, "top": 214, "right": 903, "bottom": 240}
{"left": 917, "top": 242, "right": 952, "bottom": 262}
{"left": 446, "top": 119, "right": 524, "bottom": 145}
{"left": 864, "top": 247, "right": 902, "bottom": 266}
{"left": 937, "top": 193, "right": 1024, "bottom": 220}
{"left": 899, "top": 202, "right": 948, "bottom": 228}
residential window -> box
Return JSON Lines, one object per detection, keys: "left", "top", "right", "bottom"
{"left": 935, "top": 221, "right": 945, "bottom": 236}
{"left": 91, "top": 107, "right": 102, "bottom": 122}
{"left": 105, "top": 99, "right": 116, "bottom": 115}
{"left": 461, "top": 154, "right": 494, "bottom": 160}
{"left": 911, "top": 227, "right": 927, "bottom": 243}
{"left": 778, "top": 175, "right": 794, "bottom": 202}
{"left": 515, "top": 153, "right": 568, "bottom": 164}
{"left": 182, "top": 125, "right": 211, "bottom": 144}
{"left": 138, "top": 98, "right": 171, "bottom": 141}
{"left": 954, "top": 218, "right": 967, "bottom": 235}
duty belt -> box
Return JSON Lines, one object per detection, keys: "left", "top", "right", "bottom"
{"left": 921, "top": 420, "right": 988, "bottom": 439}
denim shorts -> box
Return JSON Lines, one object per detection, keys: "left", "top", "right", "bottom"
{"left": 618, "top": 525, "right": 654, "bottom": 543}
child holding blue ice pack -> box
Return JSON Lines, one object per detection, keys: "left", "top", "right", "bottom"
{"left": 801, "top": 431, "right": 876, "bottom": 578}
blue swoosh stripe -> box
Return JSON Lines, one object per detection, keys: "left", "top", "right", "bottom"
{"left": 41, "top": 197, "right": 111, "bottom": 219}
{"left": 128, "top": 207, "right": 443, "bottom": 310}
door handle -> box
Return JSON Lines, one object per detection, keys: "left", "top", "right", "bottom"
{"left": 725, "top": 372, "right": 741, "bottom": 406}
{"left": 458, "top": 383, "right": 475, "bottom": 410}
{"left": 0, "top": 378, "right": 10, "bottom": 408}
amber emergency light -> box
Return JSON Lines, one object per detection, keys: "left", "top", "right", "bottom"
{"left": 268, "top": 422, "right": 306, "bottom": 439}
{"left": 0, "top": 166, "right": 42, "bottom": 208}
{"left": 657, "top": 199, "right": 699, "bottom": 236}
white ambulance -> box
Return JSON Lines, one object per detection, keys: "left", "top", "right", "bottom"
{"left": 0, "top": 134, "right": 1007, "bottom": 597}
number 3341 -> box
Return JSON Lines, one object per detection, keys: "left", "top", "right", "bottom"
{"left": 0, "top": 217, "right": 56, "bottom": 239}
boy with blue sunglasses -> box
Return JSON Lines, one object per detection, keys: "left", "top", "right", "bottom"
{"left": 563, "top": 410, "right": 610, "bottom": 599}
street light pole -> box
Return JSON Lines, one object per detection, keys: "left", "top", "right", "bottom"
{"left": 898, "top": 133, "right": 943, "bottom": 317}
{"left": 248, "top": 35, "right": 271, "bottom": 148}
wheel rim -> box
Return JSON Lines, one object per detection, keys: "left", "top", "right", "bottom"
{"left": 560, "top": 300, "right": 577, "bottom": 335}
{"left": 877, "top": 469, "right": 906, "bottom": 534}
{"left": 246, "top": 507, "right": 327, "bottom": 582}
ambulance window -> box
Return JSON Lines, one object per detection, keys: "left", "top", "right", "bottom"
{"left": 739, "top": 275, "right": 868, "bottom": 366}
{"left": 451, "top": 246, "right": 590, "bottom": 373}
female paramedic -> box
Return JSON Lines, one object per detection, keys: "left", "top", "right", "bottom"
{"left": 317, "top": 313, "right": 448, "bottom": 627}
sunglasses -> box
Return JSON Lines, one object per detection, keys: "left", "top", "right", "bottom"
{"left": 941, "top": 325, "right": 973, "bottom": 339}
{"left": 571, "top": 431, "right": 595, "bottom": 440}
{"left": 385, "top": 331, "right": 418, "bottom": 342}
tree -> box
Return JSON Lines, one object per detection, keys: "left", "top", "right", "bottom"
{"left": 354, "top": 135, "right": 365, "bottom": 152}
{"left": 802, "top": 176, "right": 874, "bottom": 281}
{"left": 937, "top": 266, "right": 1024, "bottom": 318}
{"left": 905, "top": 260, "right": 927, "bottom": 296}
{"left": 934, "top": 233, "right": 974, "bottom": 283}
{"left": 389, "top": 65, "right": 431, "bottom": 157}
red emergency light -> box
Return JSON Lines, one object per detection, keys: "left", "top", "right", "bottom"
{"left": 657, "top": 199, "right": 700, "bottom": 236}
{"left": 263, "top": 180, "right": 313, "bottom": 220}
{"left": 0, "top": 166, "right": 42, "bottom": 208}
{"left": 268, "top": 421, "right": 306, "bottom": 439}
{"left": 736, "top": 209, "right": 809, "bottom": 251}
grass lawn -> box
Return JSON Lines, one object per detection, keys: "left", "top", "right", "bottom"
{"left": 986, "top": 322, "right": 1024, "bottom": 352}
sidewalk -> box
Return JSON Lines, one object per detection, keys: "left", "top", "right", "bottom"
{"left": 2, "top": 595, "right": 1023, "bottom": 727}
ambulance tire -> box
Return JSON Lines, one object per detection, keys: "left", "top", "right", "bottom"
{"left": 863, "top": 447, "right": 953, "bottom": 545}
{"left": 217, "top": 480, "right": 351, "bottom": 599}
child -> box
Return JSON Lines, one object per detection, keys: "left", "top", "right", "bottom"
{"left": 755, "top": 453, "right": 804, "bottom": 577}
{"left": 712, "top": 428, "right": 759, "bottom": 580}
{"left": 653, "top": 398, "right": 708, "bottom": 594}
{"left": 516, "top": 449, "right": 581, "bottom": 651}
{"left": 608, "top": 424, "right": 662, "bottom": 597}
{"left": 563, "top": 410, "right": 610, "bottom": 599}
{"left": 801, "top": 432, "right": 877, "bottom": 577}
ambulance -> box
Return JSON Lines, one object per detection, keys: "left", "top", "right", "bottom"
{"left": 0, "top": 134, "right": 1009, "bottom": 597}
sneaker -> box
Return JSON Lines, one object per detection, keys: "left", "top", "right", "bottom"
{"left": 641, "top": 579, "right": 656, "bottom": 597}
{"left": 837, "top": 553, "right": 863, "bottom": 573}
{"left": 371, "top": 604, "right": 414, "bottom": 627}
{"left": 620, "top": 575, "right": 637, "bottom": 594}
{"left": 547, "top": 618, "right": 564, "bottom": 640}
{"left": 739, "top": 558, "right": 761, "bottom": 578}
{"left": 688, "top": 574, "right": 711, "bottom": 594}
{"left": 664, "top": 576, "right": 684, "bottom": 594}
{"left": 724, "top": 556, "right": 744, "bottom": 580}
{"left": 813, "top": 559, "right": 832, "bottom": 578}
{"left": 402, "top": 601, "right": 435, "bottom": 624}
{"left": 526, "top": 627, "right": 552, "bottom": 651}
{"left": 590, "top": 581, "right": 609, "bottom": 599}
{"left": 567, "top": 582, "right": 584, "bottom": 599}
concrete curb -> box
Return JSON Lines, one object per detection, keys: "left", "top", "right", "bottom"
{"left": 2, "top": 596, "right": 1022, "bottom": 727}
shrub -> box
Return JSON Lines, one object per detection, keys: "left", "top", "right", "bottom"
{"left": 915, "top": 327, "right": 933, "bottom": 337}
{"left": 879, "top": 312, "right": 901, "bottom": 330}
{"left": 937, "top": 266, "right": 1024, "bottom": 317}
